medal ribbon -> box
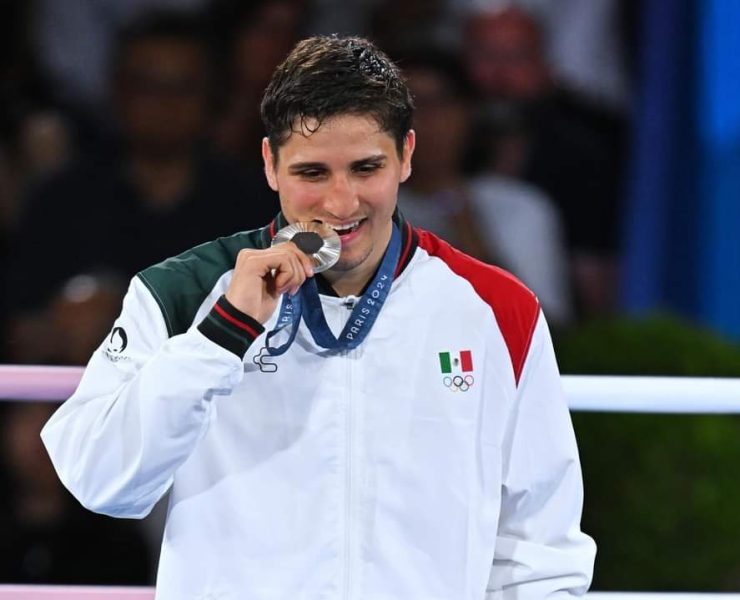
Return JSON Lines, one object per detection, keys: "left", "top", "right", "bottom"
{"left": 265, "top": 223, "right": 401, "bottom": 355}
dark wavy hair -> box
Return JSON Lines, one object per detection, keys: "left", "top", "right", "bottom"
{"left": 261, "top": 35, "right": 414, "bottom": 161}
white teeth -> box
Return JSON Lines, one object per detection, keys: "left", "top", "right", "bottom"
{"left": 326, "top": 220, "right": 361, "bottom": 232}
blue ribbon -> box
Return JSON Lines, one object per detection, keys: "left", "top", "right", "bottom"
{"left": 265, "top": 223, "right": 401, "bottom": 355}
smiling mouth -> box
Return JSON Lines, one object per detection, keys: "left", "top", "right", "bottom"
{"left": 314, "top": 219, "right": 365, "bottom": 236}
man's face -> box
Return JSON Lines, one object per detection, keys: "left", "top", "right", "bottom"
{"left": 116, "top": 38, "right": 209, "bottom": 153}
{"left": 263, "top": 114, "right": 414, "bottom": 277}
{"left": 465, "top": 10, "right": 550, "bottom": 101}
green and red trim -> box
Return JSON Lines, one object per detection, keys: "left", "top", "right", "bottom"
{"left": 198, "top": 295, "right": 265, "bottom": 357}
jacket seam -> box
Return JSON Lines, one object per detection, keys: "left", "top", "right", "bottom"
{"left": 137, "top": 272, "right": 174, "bottom": 337}
{"left": 514, "top": 309, "right": 539, "bottom": 388}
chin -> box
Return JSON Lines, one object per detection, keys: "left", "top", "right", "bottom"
{"left": 330, "top": 249, "right": 372, "bottom": 273}
{"left": 330, "top": 258, "right": 362, "bottom": 273}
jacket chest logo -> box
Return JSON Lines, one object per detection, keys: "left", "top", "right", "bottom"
{"left": 438, "top": 350, "right": 475, "bottom": 392}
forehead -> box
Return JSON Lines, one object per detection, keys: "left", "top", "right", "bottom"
{"left": 279, "top": 114, "right": 395, "bottom": 161}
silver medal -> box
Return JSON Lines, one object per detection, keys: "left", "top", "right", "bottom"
{"left": 271, "top": 222, "right": 341, "bottom": 273}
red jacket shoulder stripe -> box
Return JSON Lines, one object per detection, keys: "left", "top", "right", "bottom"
{"left": 416, "top": 228, "right": 540, "bottom": 385}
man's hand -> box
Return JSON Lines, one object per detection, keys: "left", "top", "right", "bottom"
{"left": 225, "top": 243, "right": 314, "bottom": 323}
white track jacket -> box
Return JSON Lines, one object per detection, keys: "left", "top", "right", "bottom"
{"left": 42, "top": 214, "right": 596, "bottom": 599}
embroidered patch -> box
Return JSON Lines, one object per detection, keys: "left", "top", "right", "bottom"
{"left": 104, "top": 327, "right": 130, "bottom": 362}
{"left": 438, "top": 350, "right": 474, "bottom": 392}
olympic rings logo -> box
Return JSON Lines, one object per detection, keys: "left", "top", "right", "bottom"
{"left": 443, "top": 374, "right": 475, "bottom": 392}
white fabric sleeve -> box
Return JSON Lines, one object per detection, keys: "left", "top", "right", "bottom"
{"left": 40, "top": 277, "right": 245, "bottom": 519}
{"left": 486, "top": 312, "right": 596, "bottom": 598}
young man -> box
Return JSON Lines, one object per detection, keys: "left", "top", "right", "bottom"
{"left": 42, "top": 36, "right": 596, "bottom": 599}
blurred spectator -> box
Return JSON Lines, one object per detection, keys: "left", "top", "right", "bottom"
{"left": 304, "top": 0, "right": 376, "bottom": 36}
{"left": 47, "top": 274, "right": 126, "bottom": 365}
{"left": 0, "top": 1, "right": 70, "bottom": 362}
{"left": 0, "top": 401, "right": 151, "bottom": 584}
{"left": 368, "top": 0, "right": 459, "bottom": 56}
{"left": 8, "top": 273, "right": 127, "bottom": 366}
{"left": 17, "top": 113, "right": 73, "bottom": 181}
{"left": 0, "top": 1, "right": 68, "bottom": 232}
{"left": 4, "top": 10, "right": 279, "bottom": 363}
{"left": 32, "top": 0, "right": 210, "bottom": 132}
{"left": 212, "top": 0, "right": 307, "bottom": 168}
{"left": 0, "top": 271, "right": 167, "bottom": 583}
{"left": 534, "top": 0, "right": 632, "bottom": 111}
{"left": 0, "top": 275, "right": 146, "bottom": 585}
{"left": 462, "top": 6, "right": 626, "bottom": 317}
{"left": 398, "top": 49, "right": 572, "bottom": 325}
{"left": 450, "top": 0, "right": 634, "bottom": 110}
{"left": 0, "top": 112, "right": 74, "bottom": 245}
{"left": 0, "top": 148, "right": 16, "bottom": 235}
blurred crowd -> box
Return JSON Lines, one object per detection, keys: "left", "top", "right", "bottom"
{"left": 0, "top": 0, "right": 636, "bottom": 585}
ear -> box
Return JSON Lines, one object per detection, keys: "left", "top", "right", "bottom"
{"left": 399, "top": 130, "right": 416, "bottom": 183}
{"left": 262, "top": 137, "right": 279, "bottom": 191}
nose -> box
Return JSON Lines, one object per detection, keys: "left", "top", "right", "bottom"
{"left": 323, "top": 173, "right": 360, "bottom": 219}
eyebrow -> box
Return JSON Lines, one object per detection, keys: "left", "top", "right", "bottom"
{"left": 287, "top": 154, "right": 387, "bottom": 173}
{"left": 351, "top": 154, "right": 386, "bottom": 167}
{"left": 288, "top": 162, "right": 325, "bottom": 173}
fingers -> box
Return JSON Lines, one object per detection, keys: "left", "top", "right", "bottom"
{"left": 269, "top": 242, "right": 315, "bottom": 296}
{"left": 287, "top": 241, "right": 316, "bottom": 279}
{"left": 272, "top": 250, "right": 307, "bottom": 296}
{"left": 227, "top": 243, "right": 317, "bottom": 322}
{"left": 236, "top": 242, "right": 315, "bottom": 294}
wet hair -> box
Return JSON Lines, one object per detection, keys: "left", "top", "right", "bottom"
{"left": 261, "top": 35, "right": 414, "bottom": 160}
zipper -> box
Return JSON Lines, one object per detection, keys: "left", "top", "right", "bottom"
{"left": 337, "top": 295, "right": 358, "bottom": 598}
{"left": 342, "top": 345, "right": 356, "bottom": 600}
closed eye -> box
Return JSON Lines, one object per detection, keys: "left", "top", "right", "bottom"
{"left": 295, "top": 167, "right": 327, "bottom": 180}
{"left": 352, "top": 160, "right": 384, "bottom": 176}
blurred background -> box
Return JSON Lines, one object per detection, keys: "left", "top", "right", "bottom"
{"left": 1, "top": 0, "right": 739, "bottom": 591}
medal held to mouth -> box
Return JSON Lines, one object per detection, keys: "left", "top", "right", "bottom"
{"left": 271, "top": 222, "right": 341, "bottom": 273}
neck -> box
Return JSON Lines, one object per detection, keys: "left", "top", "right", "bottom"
{"left": 323, "top": 269, "right": 374, "bottom": 297}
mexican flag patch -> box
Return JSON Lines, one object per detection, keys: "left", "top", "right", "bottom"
{"left": 438, "top": 350, "right": 474, "bottom": 374}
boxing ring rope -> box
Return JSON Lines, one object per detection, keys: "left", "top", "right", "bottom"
{"left": 3, "top": 365, "right": 740, "bottom": 413}
{"left": 0, "top": 587, "right": 152, "bottom": 599}
{"left": 0, "top": 592, "right": 735, "bottom": 600}
{"left": 2, "top": 365, "right": 740, "bottom": 599}
{"left": 0, "top": 365, "right": 83, "bottom": 402}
